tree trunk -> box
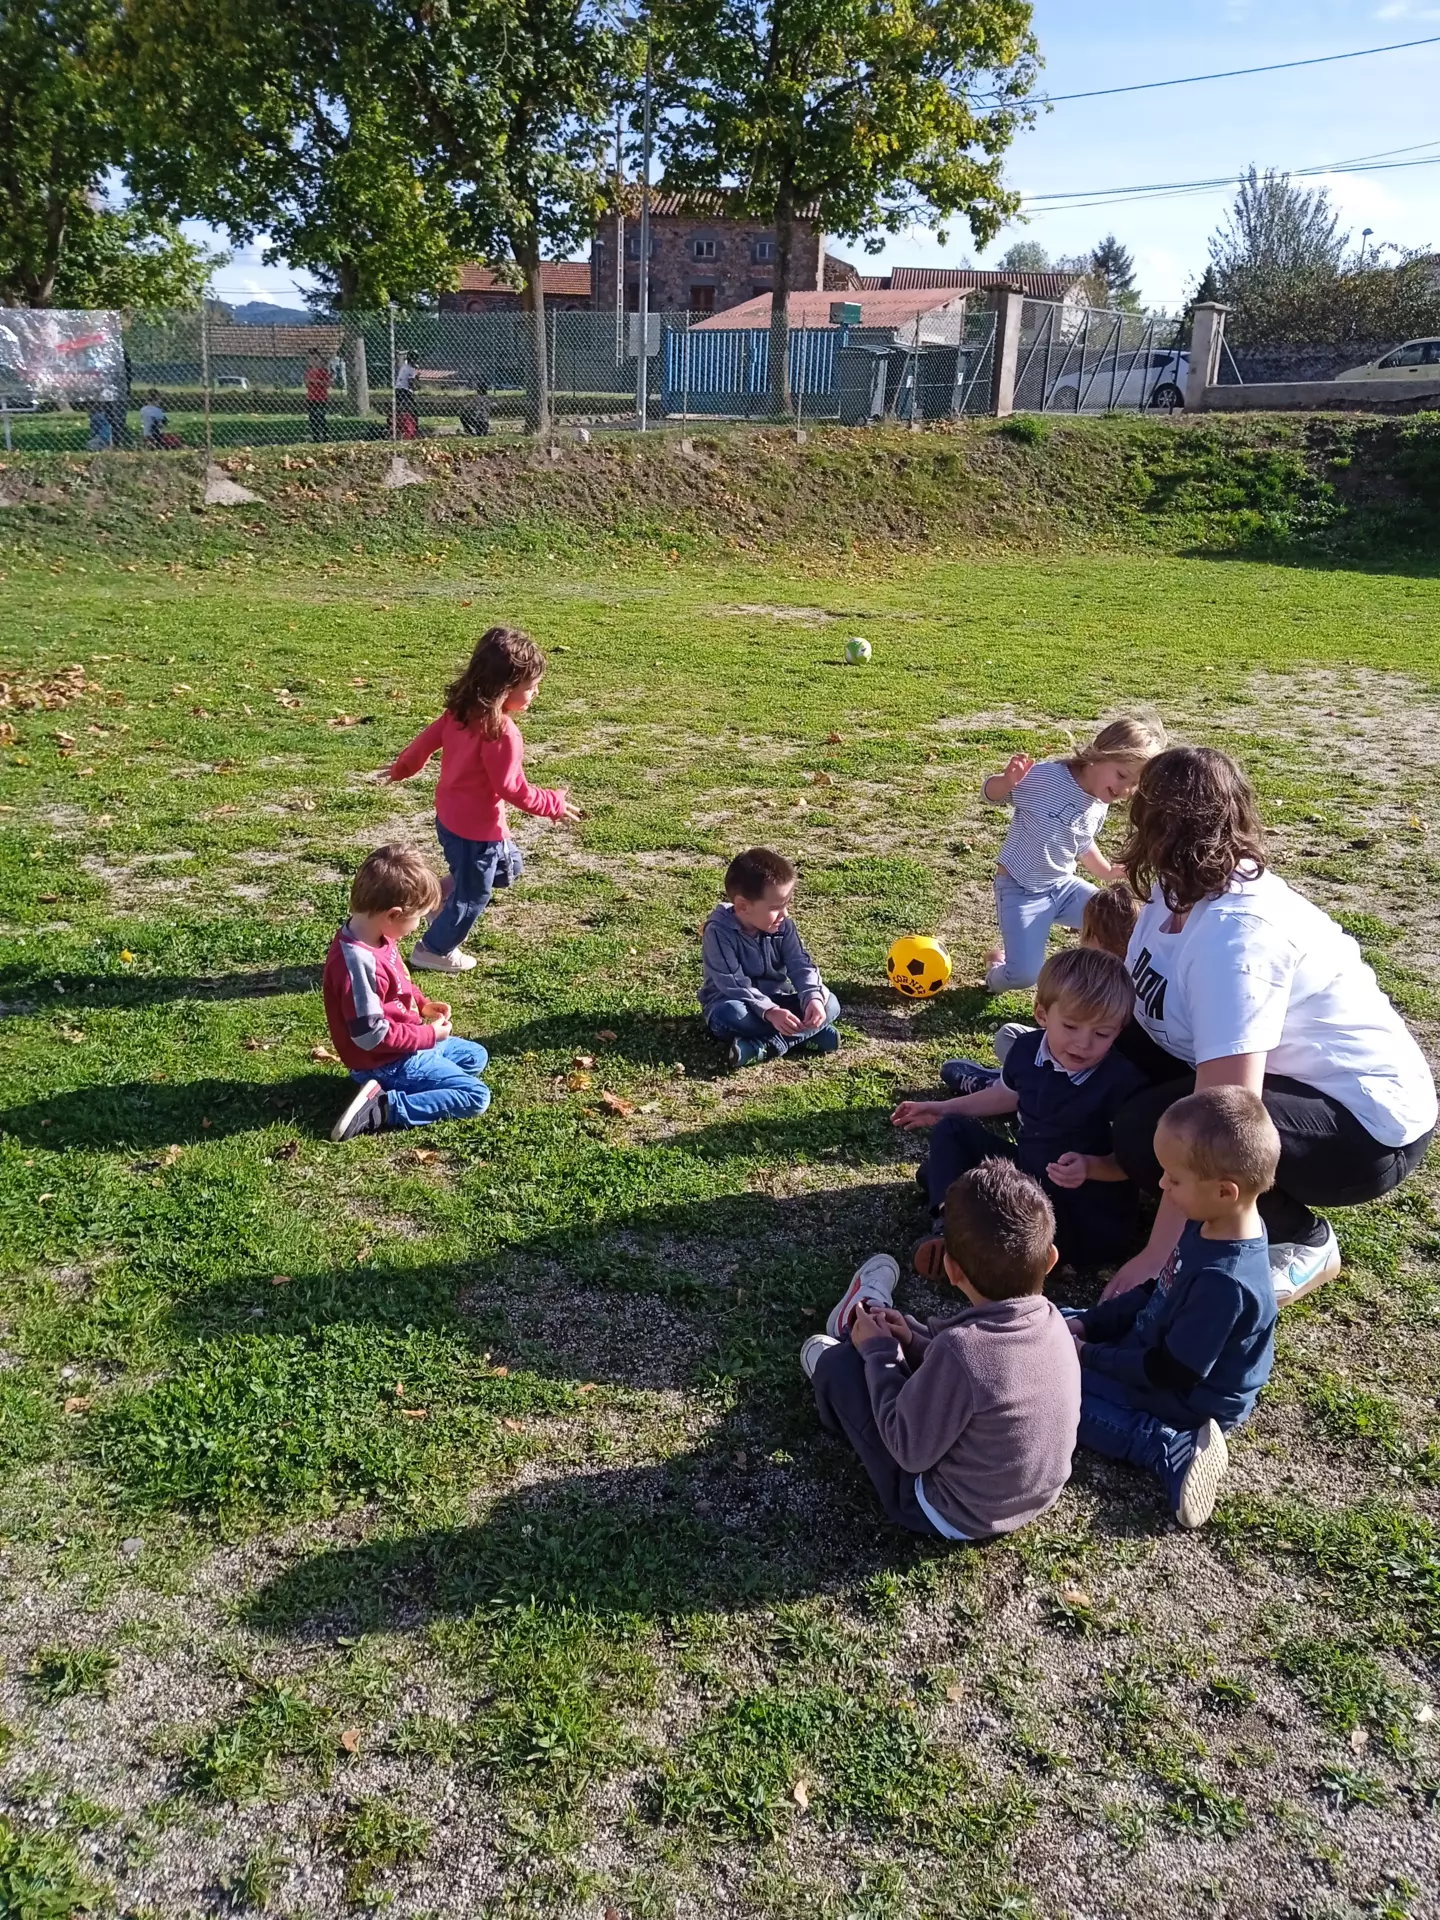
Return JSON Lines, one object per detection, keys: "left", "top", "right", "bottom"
{"left": 768, "top": 197, "right": 794, "bottom": 417}
{"left": 517, "top": 238, "right": 551, "bottom": 437}
{"left": 335, "top": 263, "right": 371, "bottom": 416}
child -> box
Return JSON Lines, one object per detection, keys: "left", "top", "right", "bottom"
{"left": 983, "top": 716, "right": 1165, "bottom": 993}
{"left": 943, "top": 882, "right": 1140, "bottom": 1094}
{"left": 324, "top": 845, "right": 492, "bottom": 1140}
{"left": 801, "top": 1158, "right": 1080, "bottom": 1540}
{"left": 1067, "top": 1086, "right": 1280, "bottom": 1529}
{"left": 700, "top": 847, "right": 841, "bottom": 1066}
{"left": 382, "top": 626, "right": 580, "bottom": 973}
{"left": 895, "top": 948, "right": 1148, "bottom": 1272}
{"left": 139, "top": 390, "right": 171, "bottom": 449}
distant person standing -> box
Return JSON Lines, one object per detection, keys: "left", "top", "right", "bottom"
{"left": 328, "top": 347, "right": 347, "bottom": 395}
{"left": 458, "top": 385, "right": 491, "bottom": 437}
{"left": 394, "top": 350, "right": 419, "bottom": 435}
{"left": 305, "top": 349, "right": 331, "bottom": 441}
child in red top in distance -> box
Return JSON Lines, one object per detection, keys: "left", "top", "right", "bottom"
{"left": 324, "top": 845, "right": 494, "bottom": 1142}
{"left": 382, "top": 626, "right": 581, "bottom": 973}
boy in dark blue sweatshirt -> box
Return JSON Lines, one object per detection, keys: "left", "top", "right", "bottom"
{"left": 1070, "top": 1085, "right": 1280, "bottom": 1529}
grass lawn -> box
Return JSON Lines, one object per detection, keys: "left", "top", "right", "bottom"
{"left": 3, "top": 534, "right": 1440, "bottom": 1918}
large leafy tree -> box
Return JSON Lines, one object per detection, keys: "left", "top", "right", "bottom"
{"left": 0, "top": 0, "right": 219, "bottom": 306}
{"left": 1090, "top": 233, "right": 1138, "bottom": 310}
{"left": 1207, "top": 166, "right": 1350, "bottom": 343}
{"left": 650, "top": 0, "right": 1039, "bottom": 411}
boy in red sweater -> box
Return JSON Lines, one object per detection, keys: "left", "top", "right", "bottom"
{"left": 324, "top": 845, "right": 492, "bottom": 1141}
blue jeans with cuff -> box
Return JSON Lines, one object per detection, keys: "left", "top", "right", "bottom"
{"left": 425, "top": 823, "right": 524, "bottom": 954}
{"left": 987, "top": 869, "right": 1097, "bottom": 993}
{"left": 706, "top": 988, "right": 842, "bottom": 1053}
{"left": 354, "top": 1036, "right": 492, "bottom": 1128}
{"left": 1066, "top": 1348, "right": 1236, "bottom": 1507}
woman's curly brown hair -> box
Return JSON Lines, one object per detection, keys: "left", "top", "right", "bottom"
{"left": 445, "top": 626, "right": 545, "bottom": 737}
{"left": 1120, "top": 746, "right": 1267, "bottom": 913}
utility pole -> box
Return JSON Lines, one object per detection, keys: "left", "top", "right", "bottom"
{"left": 637, "top": 36, "right": 652, "bottom": 431}
{"left": 614, "top": 110, "right": 625, "bottom": 362}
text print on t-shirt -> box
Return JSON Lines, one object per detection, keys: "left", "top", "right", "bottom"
{"left": 1131, "top": 946, "right": 1167, "bottom": 1023}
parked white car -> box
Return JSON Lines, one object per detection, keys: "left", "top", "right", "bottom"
{"left": 1046, "top": 348, "right": 1188, "bottom": 412}
{"left": 1335, "top": 339, "right": 1440, "bottom": 381}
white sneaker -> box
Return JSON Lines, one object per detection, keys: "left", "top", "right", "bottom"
{"left": 409, "top": 943, "right": 477, "bottom": 973}
{"left": 1172, "top": 1420, "right": 1229, "bottom": 1529}
{"left": 800, "top": 1334, "right": 839, "bottom": 1380}
{"left": 1269, "top": 1221, "right": 1342, "bottom": 1306}
{"left": 826, "top": 1253, "right": 899, "bottom": 1338}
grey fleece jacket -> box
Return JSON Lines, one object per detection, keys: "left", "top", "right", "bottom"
{"left": 698, "top": 902, "right": 825, "bottom": 1015}
{"left": 856, "top": 1294, "right": 1081, "bottom": 1538}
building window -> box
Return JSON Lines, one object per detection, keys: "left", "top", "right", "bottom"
{"left": 689, "top": 285, "right": 716, "bottom": 313}
{"left": 751, "top": 237, "right": 775, "bottom": 264}
{"left": 692, "top": 237, "right": 717, "bottom": 260}
{"left": 625, "top": 236, "right": 655, "bottom": 259}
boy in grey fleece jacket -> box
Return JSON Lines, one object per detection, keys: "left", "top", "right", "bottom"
{"left": 700, "top": 846, "right": 841, "bottom": 1066}
{"left": 802, "top": 1158, "right": 1081, "bottom": 1540}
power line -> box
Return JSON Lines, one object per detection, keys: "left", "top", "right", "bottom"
{"left": 1019, "top": 140, "right": 1440, "bottom": 214}
{"left": 987, "top": 32, "right": 1440, "bottom": 109}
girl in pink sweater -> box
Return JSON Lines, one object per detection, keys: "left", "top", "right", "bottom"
{"left": 383, "top": 626, "right": 580, "bottom": 972}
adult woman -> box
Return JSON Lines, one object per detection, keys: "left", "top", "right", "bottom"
{"left": 1108, "top": 746, "right": 1435, "bottom": 1304}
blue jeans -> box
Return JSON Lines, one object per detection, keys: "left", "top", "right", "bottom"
{"left": 425, "top": 823, "right": 524, "bottom": 954}
{"left": 354, "top": 1036, "right": 492, "bottom": 1128}
{"left": 706, "top": 988, "right": 842, "bottom": 1052}
{"left": 1071, "top": 1364, "right": 1238, "bottom": 1502}
{"left": 988, "top": 869, "right": 1097, "bottom": 993}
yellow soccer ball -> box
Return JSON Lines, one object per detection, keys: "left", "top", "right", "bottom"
{"left": 886, "top": 934, "right": 952, "bottom": 999}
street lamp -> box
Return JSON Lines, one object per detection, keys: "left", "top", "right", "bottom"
{"left": 1360, "top": 227, "right": 1373, "bottom": 269}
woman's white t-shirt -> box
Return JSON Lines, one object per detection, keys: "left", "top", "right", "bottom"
{"left": 1126, "top": 869, "right": 1436, "bottom": 1149}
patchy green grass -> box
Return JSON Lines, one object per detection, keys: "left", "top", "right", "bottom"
{"left": 2, "top": 524, "right": 1439, "bottom": 1916}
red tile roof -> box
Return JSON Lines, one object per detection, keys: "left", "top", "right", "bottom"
{"left": 454, "top": 261, "right": 592, "bottom": 296}
{"left": 694, "top": 289, "right": 968, "bottom": 331}
{"left": 888, "top": 268, "right": 1085, "bottom": 299}
{"left": 208, "top": 324, "right": 341, "bottom": 356}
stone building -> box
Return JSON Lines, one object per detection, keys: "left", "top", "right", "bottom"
{"left": 440, "top": 262, "right": 594, "bottom": 314}
{"left": 590, "top": 191, "right": 830, "bottom": 315}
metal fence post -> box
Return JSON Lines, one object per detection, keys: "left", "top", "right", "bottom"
{"left": 200, "top": 289, "right": 214, "bottom": 462}
{"left": 388, "top": 305, "right": 398, "bottom": 451}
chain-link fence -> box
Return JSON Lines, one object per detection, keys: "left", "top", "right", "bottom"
{"left": 1013, "top": 300, "right": 1190, "bottom": 414}
{"left": 1, "top": 302, "right": 1004, "bottom": 452}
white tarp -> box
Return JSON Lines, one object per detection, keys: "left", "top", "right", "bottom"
{"left": 0, "top": 309, "right": 126, "bottom": 402}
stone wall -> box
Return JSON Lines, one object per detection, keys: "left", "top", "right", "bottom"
{"left": 591, "top": 215, "right": 824, "bottom": 316}
{"left": 1224, "top": 342, "right": 1396, "bottom": 384}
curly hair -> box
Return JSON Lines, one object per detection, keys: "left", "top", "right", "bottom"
{"left": 445, "top": 626, "right": 546, "bottom": 737}
{"left": 1120, "top": 746, "right": 1267, "bottom": 913}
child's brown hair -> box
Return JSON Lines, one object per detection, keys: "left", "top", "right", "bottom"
{"left": 445, "top": 626, "right": 546, "bottom": 738}
{"left": 1035, "top": 947, "right": 1134, "bottom": 1027}
{"left": 944, "top": 1158, "right": 1056, "bottom": 1300}
{"left": 1080, "top": 884, "right": 1139, "bottom": 961}
{"left": 350, "top": 844, "right": 443, "bottom": 916}
{"left": 725, "top": 847, "right": 795, "bottom": 899}
{"left": 1159, "top": 1087, "right": 1280, "bottom": 1198}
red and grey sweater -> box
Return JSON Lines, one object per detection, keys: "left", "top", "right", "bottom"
{"left": 322, "top": 924, "right": 436, "bottom": 1070}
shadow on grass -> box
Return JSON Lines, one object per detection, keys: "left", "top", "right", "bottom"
{"left": 0, "top": 1073, "right": 338, "bottom": 1148}
{"left": 0, "top": 964, "right": 324, "bottom": 1011}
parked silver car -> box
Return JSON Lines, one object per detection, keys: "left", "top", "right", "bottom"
{"left": 1046, "top": 348, "right": 1189, "bottom": 412}
{"left": 1335, "top": 339, "right": 1440, "bottom": 381}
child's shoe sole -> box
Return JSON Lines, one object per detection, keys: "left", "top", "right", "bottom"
{"left": 825, "top": 1253, "right": 899, "bottom": 1338}
{"left": 331, "top": 1079, "right": 386, "bottom": 1141}
{"left": 1174, "top": 1420, "right": 1229, "bottom": 1529}
{"left": 800, "top": 1334, "right": 839, "bottom": 1380}
{"left": 410, "top": 944, "right": 477, "bottom": 973}
{"left": 911, "top": 1233, "right": 947, "bottom": 1281}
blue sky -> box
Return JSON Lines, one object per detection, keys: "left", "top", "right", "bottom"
{"left": 205, "top": 0, "right": 1440, "bottom": 314}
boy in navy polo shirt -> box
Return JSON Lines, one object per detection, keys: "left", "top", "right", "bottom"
{"left": 894, "top": 948, "right": 1147, "bottom": 1272}
{"left": 1068, "top": 1086, "right": 1279, "bottom": 1528}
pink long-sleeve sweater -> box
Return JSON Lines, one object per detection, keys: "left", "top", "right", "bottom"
{"left": 387, "top": 712, "right": 566, "bottom": 841}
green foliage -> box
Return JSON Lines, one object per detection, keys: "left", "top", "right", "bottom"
{"left": 1216, "top": 1499, "right": 1440, "bottom": 1648}
{"left": 1158, "top": 1768, "right": 1247, "bottom": 1839}
{"left": 26, "top": 1646, "right": 117, "bottom": 1703}
{"left": 1317, "top": 1763, "right": 1391, "bottom": 1810}
{"left": 1273, "top": 1634, "right": 1413, "bottom": 1750}
{"left": 222, "top": 1840, "right": 287, "bottom": 1912}
{"left": 0, "top": 1815, "right": 102, "bottom": 1919}
{"left": 180, "top": 1681, "right": 334, "bottom": 1802}
{"left": 998, "top": 413, "right": 1050, "bottom": 446}
{"left": 325, "top": 1798, "right": 431, "bottom": 1902}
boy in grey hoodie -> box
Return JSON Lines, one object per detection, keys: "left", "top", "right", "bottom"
{"left": 700, "top": 847, "right": 841, "bottom": 1066}
{"left": 802, "top": 1158, "right": 1081, "bottom": 1540}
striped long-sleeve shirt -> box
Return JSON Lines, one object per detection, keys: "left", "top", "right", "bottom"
{"left": 322, "top": 924, "right": 436, "bottom": 1070}
{"left": 989, "top": 759, "right": 1108, "bottom": 891}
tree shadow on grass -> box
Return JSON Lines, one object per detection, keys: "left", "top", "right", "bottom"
{"left": 0, "top": 1073, "right": 338, "bottom": 1149}
{"left": 0, "top": 962, "right": 324, "bottom": 1012}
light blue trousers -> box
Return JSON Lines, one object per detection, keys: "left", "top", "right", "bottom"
{"left": 986, "top": 870, "right": 1097, "bottom": 993}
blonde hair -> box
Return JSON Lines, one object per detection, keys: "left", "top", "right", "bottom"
{"left": 1069, "top": 715, "right": 1168, "bottom": 773}
{"left": 1035, "top": 947, "right": 1134, "bottom": 1027}
{"left": 1159, "top": 1087, "right": 1280, "bottom": 1197}
{"left": 350, "top": 844, "right": 443, "bottom": 916}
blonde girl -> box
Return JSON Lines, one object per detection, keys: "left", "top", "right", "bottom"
{"left": 383, "top": 626, "right": 580, "bottom": 972}
{"left": 981, "top": 715, "right": 1166, "bottom": 993}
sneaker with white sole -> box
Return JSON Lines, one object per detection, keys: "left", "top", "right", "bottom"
{"left": 800, "top": 1333, "right": 839, "bottom": 1380}
{"left": 1169, "top": 1419, "right": 1229, "bottom": 1529}
{"left": 331, "top": 1078, "right": 389, "bottom": 1142}
{"left": 1269, "top": 1220, "right": 1342, "bottom": 1306}
{"left": 825, "top": 1253, "right": 899, "bottom": 1338}
{"left": 409, "top": 943, "right": 477, "bottom": 973}
{"left": 940, "top": 1057, "right": 1001, "bottom": 1094}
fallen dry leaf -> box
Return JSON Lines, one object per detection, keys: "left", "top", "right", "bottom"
{"left": 64, "top": 1395, "right": 92, "bottom": 1414}
{"left": 271, "top": 1274, "right": 291, "bottom": 1287}
{"left": 355, "top": 1245, "right": 371, "bottom": 1264}
{"left": 595, "top": 1029, "right": 618, "bottom": 1041}
{"left": 945, "top": 1683, "right": 965, "bottom": 1703}
{"left": 1059, "top": 1586, "right": 1092, "bottom": 1609}
{"left": 38, "top": 893, "right": 58, "bottom": 904}
{"left": 567, "top": 1071, "right": 593, "bottom": 1091}
{"left": 328, "top": 714, "right": 361, "bottom": 728}
{"left": 792, "top": 1780, "right": 810, "bottom": 1810}
{"left": 825, "top": 729, "right": 843, "bottom": 744}
{"left": 491, "top": 1365, "right": 509, "bottom": 1378}
{"left": 1350, "top": 1727, "right": 1370, "bottom": 1752}
{"left": 600, "top": 1091, "right": 636, "bottom": 1117}
{"left": 573, "top": 1053, "right": 596, "bottom": 1069}
{"left": 309, "top": 1045, "right": 335, "bottom": 1061}
{"left": 160, "top": 1144, "right": 182, "bottom": 1167}
{"left": 502, "top": 1418, "right": 524, "bottom": 1432}
{"left": 340, "top": 1726, "right": 362, "bottom": 1754}
{"left": 577, "top": 1382, "right": 597, "bottom": 1394}
{"left": 809, "top": 770, "right": 833, "bottom": 786}
{"left": 399, "top": 1407, "right": 428, "bottom": 1420}
{"left": 274, "top": 1140, "right": 300, "bottom": 1161}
